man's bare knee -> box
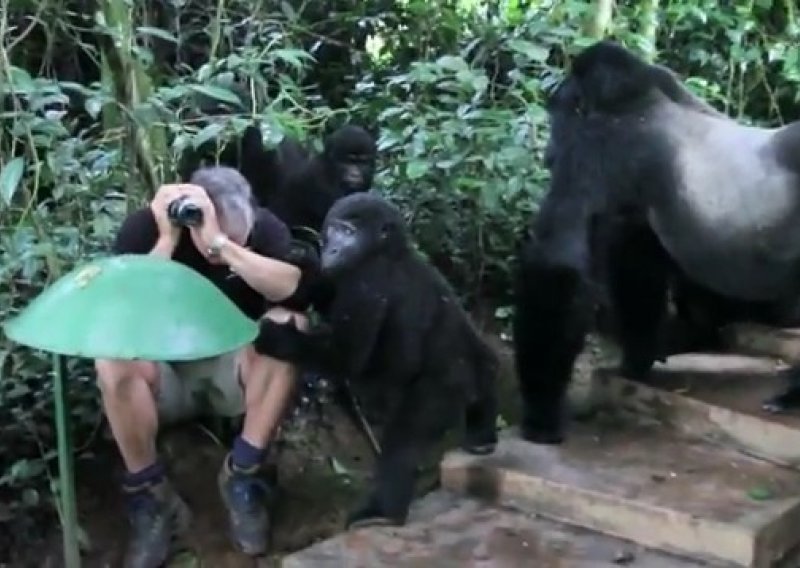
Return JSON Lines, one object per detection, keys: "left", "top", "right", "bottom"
{"left": 263, "top": 306, "right": 308, "bottom": 330}
{"left": 239, "top": 307, "right": 307, "bottom": 384}
{"left": 95, "top": 359, "right": 159, "bottom": 397}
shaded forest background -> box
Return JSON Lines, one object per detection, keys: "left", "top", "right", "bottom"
{"left": 1, "top": 0, "right": 799, "bottom": 558}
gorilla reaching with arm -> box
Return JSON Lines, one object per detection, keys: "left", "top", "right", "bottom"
{"left": 253, "top": 193, "right": 499, "bottom": 528}
{"left": 178, "top": 125, "right": 283, "bottom": 202}
{"left": 515, "top": 40, "right": 800, "bottom": 444}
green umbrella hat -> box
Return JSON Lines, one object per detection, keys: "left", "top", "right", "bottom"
{"left": 4, "top": 253, "right": 258, "bottom": 361}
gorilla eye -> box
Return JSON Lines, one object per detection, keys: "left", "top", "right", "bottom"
{"left": 337, "top": 222, "right": 356, "bottom": 236}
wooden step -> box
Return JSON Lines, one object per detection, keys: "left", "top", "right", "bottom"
{"left": 723, "top": 324, "right": 800, "bottom": 363}
{"left": 441, "top": 421, "right": 800, "bottom": 568}
{"left": 592, "top": 353, "right": 800, "bottom": 467}
{"left": 282, "top": 490, "right": 707, "bottom": 567}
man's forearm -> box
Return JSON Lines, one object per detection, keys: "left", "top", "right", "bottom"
{"left": 150, "top": 236, "right": 177, "bottom": 258}
{"left": 219, "top": 240, "right": 302, "bottom": 302}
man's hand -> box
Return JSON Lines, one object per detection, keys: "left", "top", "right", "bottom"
{"left": 177, "top": 184, "right": 224, "bottom": 254}
{"left": 150, "top": 184, "right": 192, "bottom": 248}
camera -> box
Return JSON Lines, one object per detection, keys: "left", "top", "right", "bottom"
{"left": 167, "top": 196, "right": 203, "bottom": 227}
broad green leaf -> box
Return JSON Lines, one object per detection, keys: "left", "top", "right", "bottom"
{"left": 436, "top": 55, "right": 468, "bottom": 72}
{"left": 271, "top": 49, "right": 315, "bottom": 71}
{"left": 0, "top": 157, "right": 26, "bottom": 206}
{"left": 281, "top": 1, "right": 297, "bottom": 20}
{"left": 189, "top": 85, "right": 242, "bottom": 107}
{"left": 7, "top": 66, "right": 35, "bottom": 94}
{"left": 508, "top": 40, "right": 550, "bottom": 62}
{"left": 406, "top": 160, "right": 430, "bottom": 180}
{"left": 192, "top": 123, "right": 225, "bottom": 149}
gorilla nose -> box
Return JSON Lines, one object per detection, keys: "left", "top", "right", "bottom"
{"left": 321, "top": 248, "right": 339, "bottom": 268}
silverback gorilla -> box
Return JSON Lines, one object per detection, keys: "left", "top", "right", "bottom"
{"left": 514, "top": 40, "right": 800, "bottom": 444}
{"left": 253, "top": 193, "right": 499, "bottom": 527}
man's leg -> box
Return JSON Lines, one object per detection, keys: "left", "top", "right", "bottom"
{"left": 213, "top": 306, "right": 307, "bottom": 556}
{"left": 95, "top": 359, "right": 192, "bottom": 568}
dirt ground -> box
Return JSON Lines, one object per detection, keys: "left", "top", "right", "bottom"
{"left": 14, "top": 331, "right": 612, "bottom": 568}
{"left": 24, "top": 396, "right": 377, "bottom": 568}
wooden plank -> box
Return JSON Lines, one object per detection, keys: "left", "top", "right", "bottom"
{"left": 591, "top": 354, "right": 800, "bottom": 467}
{"left": 282, "top": 491, "right": 707, "bottom": 568}
{"left": 722, "top": 324, "right": 800, "bottom": 363}
{"left": 441, "top": 423, "right": 800, "bottom": 568}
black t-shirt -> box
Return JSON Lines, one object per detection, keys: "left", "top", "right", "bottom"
{"left": 112, "top": 206, "right": 294, "bottom": 320}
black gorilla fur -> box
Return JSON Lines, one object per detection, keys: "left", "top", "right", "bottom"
{"left": 514, "top": 40, "right": 800, "bottom": 444}
{"left": 671, "top": 275, "right": 800, "bottom": 351}
{"left": 253, "top": 193, "right": 498, "bottom": 527}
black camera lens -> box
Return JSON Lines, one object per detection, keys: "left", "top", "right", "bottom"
{"left": 167, "top": 196, "right": 203, "bottom": 227}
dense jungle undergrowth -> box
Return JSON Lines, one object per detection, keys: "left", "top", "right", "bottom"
{"left": 1, "top": 0, "right": 799, "bottom": 561}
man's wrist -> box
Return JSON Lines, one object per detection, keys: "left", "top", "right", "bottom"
{"left": 151, "top": 235, "right": 178, "bottom": 258}
{"left": 207, "top": 233, "right": 230, "bottom": 260}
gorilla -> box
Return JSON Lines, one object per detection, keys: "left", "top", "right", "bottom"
{"left": 252, "top": 193, "right": 498, "bottom": 528}
{"left": 177, "top": 124, "right": 283, "bottom": 205}
{"left": 263, "top": 124, "right": 378, "bottom": 235}
{"left": 514, "top": 40, "right": 800, "bottom": 445}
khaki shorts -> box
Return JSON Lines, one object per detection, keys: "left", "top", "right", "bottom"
{"left": 155, "top": 351, "right": 245, "bottom": 425}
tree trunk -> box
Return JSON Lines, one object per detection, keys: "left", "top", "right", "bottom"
{"left": 585, "top": 0, "right": 614, "bottom": 39}
{"left": 638, "top": 0, "right": 660, "bottom": 62}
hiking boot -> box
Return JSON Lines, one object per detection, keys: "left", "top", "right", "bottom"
{"left": 122, "top": 479, "right": 192, "bottom": 568}
{"left": 218, "top": 453, "right": 272, "bottom": 556}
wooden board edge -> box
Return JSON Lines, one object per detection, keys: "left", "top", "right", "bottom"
{"left": 591, "top": 371, "right": 800, "bottom": 468}
{"left": 440, "top": 457, "right": 761, "bottom": 567}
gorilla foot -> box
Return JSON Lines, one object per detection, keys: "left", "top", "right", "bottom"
{"left": 462, "top": 427, "right": 498, "bottom": 455}
{"left": 462, "top": 441, "right": 496, "bottom": 455}
{"left": 346, "top": 502, "right": 405, "bottom": 529}
{"left": 520, "top": 416, "right": 564, "bottom": 445}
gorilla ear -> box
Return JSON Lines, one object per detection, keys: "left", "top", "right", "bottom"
{"left": 571, "top": 41, "right": 652, "bottom": 113}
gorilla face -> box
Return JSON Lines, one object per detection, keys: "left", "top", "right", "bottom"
{"left": 321, "top": 217, "right": 363, "bottom": 275}
{"left": 324, "top": 125, "right": 377, "bottom": 194}
{"left": 320, "top": 193, "right": 406, "bottom": 277}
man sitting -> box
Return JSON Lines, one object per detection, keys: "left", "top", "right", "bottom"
{"left": 95, "top": 166, "right": 312, "bottom": 567}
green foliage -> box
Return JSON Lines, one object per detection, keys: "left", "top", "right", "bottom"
{"left": 1, "top": 0, "right": 799, "bottom": 557}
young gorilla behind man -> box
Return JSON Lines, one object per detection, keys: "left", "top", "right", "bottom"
{"left": 178, "top": 123, "right": 378, "bottom": 235}
{"left": 253, "top": 193, "right": 499, "bottom": 528}
{"left": 99, "top": 166, "right": 314, "bottom": 567}
{"left": 514, "top": 40, "right": 800, "bottom": 445}
{"left": 262, "top": 124, "right": 378, "bottom": 234}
